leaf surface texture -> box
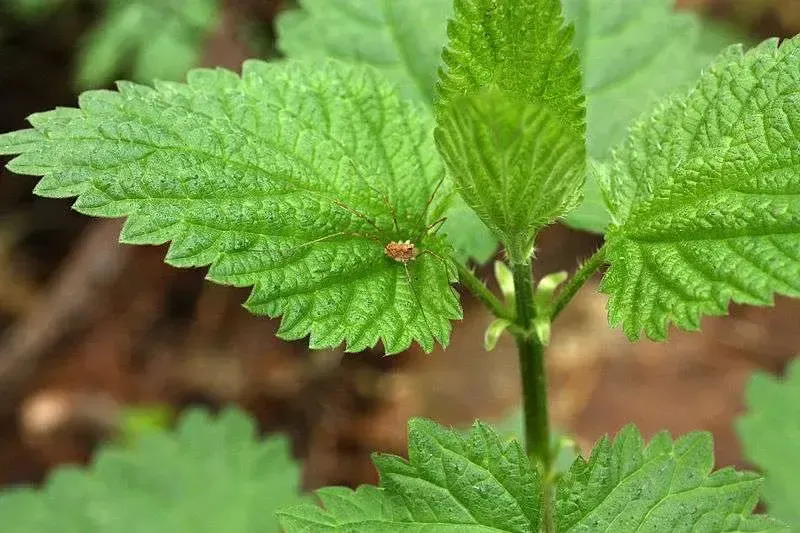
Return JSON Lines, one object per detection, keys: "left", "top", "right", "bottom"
{"left": 557, "top": 425, "right": 785, "bottom": 532}
{"left": 0, "top": 59, "right": 461, "bottom": 353}
{"left": 279, "top": 419, "right": 782, "bottom": 532}
{"left": 434, "top": 0, "right": 585, "bottom": 261}
{"left": 279, "top": 418, "right": 543, "bottom": 532}
{"left": 278, "top": 0, "right": 496, "bottom": 263}
{"left": 600, "top": 37, "right": 800, "bottom": 340}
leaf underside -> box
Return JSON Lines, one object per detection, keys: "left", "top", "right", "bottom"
{"left": 0, "top": 408, "right": 303, "bottom": 533}
{"left": 0, "top": 59, "right": 462, "bottom": 354}
{"left": 434, "top": 0, "right": 586, "bottom": 261}
{"left": 76, "top": 0, "right": 220, "bottom": 88}
{"left": 601, "top": 37, "right": 800, "bottom": 341}
{"left": 276, "top": 0, "right": 743, "bottom": 235}
{"left": 435, "top": 89, "right": 585, "bottom": 260}
{"left": 278, "top": 419, "right": 781, "bottom": 532}
{"left": 737, "top": 359, "right": 800, "bottom": 530}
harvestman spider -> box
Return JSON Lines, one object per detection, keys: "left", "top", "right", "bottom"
{"left": 280, "top": 173, "right": 455, "bottom": 336}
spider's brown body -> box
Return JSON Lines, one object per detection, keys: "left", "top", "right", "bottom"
{"left": 385, "top": 240, "right": 418, "bottom": 263}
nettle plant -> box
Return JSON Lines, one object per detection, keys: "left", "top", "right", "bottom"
{"left": 1, "top": 0, "right": 799, "bottom": 530}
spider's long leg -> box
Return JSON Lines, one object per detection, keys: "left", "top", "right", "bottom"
{"left": 416, "top": 249, "right": 457, "bottom": 291}
{"left": 263, "top": 231, "right": 383, "bottom": 263}
{"left": 331, "top": 200, "right": 384, "bottom": 235}
{"left": 420, "top": 173, "right": 448, "bottom": 224}
{"left": 425, "top": 217, "right": 448, "bottom": 236}
{"left": 416, "top": 249, "right": 451, "bottom": 265}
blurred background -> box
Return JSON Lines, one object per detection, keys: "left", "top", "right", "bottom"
{"left": 0, "top": 0, "right": 798, "bottom": 494}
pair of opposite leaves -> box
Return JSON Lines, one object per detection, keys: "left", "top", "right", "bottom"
{"left": 1, "top": 0, "right": 800, "bottom": 354}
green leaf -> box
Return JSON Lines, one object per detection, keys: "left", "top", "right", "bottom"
{"left": 76, "top": 0, "right": 220, "bottom": 88}
{"left": 434, "top": 0, "right": 584, "bottom": 129}
{"left": 0, "top": 408, "right": 303, "bottom": 532}
{"left": 563, "top": 159, "right": 611, "bottom": 233}
{"left": 0, "top": 59, "right": 461, "bottom": 354}
{"left": 276, "top": 0, "right": 452, "bottom": 105}
{"left": 117, "top": 404, "right": 172, "bottom": 445}
{"left": 737, "top": 359, "right": 800, "bottom": 530}
{"left": 463, "top": 410, "right": 579, "bottom": 482}
{"left": 276, "top": 0, "right": 744, "bottom": 236}
{"left": 434, "top": 0, "right": 585, "bottom": 261}
{"left": 277, "top": 0, "right": 496, "bottom": 264}
{"left": 278, "top": 418, "right": 543, "bottom": 532}
{"left": 280, "top": 418, "right": 781, "bottom": 532}
{"left": 436, "top": 91, "right": 585, "bottom": 262}
{"left": 600, "top": 37, "right": 800, "bottom": 340}
{"left": 440, "top": 201, "right": 498, "bottom": 264}
{"left": 561, "top": 0, "right": 748, "bottom": 232}
{"left": 562, "top": 0, "right": 716, "bottom": 160}
{"left": 557, "top": 424, "right": 785, "bottom": 532}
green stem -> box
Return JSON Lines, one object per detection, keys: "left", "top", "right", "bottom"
{"left": 511, "top": 260, "right": 550, "bottom": 467}
{"left": 511, "top": 259, "right": 554, "bottom": 533}
{"left": 550, "top": 245, "right": 607, "bottom": 321}
{"left": 456, "top": 261, "right": 515, "bottom": 321}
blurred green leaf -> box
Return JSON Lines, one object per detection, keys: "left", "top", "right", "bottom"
{"left": 0, "top": 408, "right": 303, "bottom": 532}
{"left": 738, "top": 359, "right": 800, "bottom": 530}
{"left": 76, "top": 0, "right": 220, "bottom": 88}
{"left": 117, "top": 404, "right": 172, "bottom": 445}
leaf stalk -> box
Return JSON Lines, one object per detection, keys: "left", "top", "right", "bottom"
{"left": 550, "top": 245, "right": 607, "bottom": 321}
{"left": 456, "top": 261, "right": 515, "bottom": 321}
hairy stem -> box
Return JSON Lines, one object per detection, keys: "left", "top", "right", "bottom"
{"left": 550, "top": 245, "right": 607, "bottom": 321}
{"left": 456, "top": 261, "right": 515, "bottom": 321}
{"left": 511, "top": 260, "right": 554, "bottom": 532}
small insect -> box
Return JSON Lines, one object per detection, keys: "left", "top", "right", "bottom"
{"left": 384, "top": 240, "right": 418, "bottom": 263}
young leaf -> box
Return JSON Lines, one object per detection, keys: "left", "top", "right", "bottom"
{"left": 0, "top": 59, "right": 461, "bottom": 354}
{"left": 0, "top": 408, "right": 303, "bottom": 533}
{"left": 76, "top": 0, "right": 220, "bottom": 88}
{"left": 434, "top": 0, "right": 586, "bottom": 262}
{"left": 557, "top": 425, "right": 786, "bottom": 532}
{"left": 600, "top": 37, "right": 800, "bottom": 340}
{"left": 277, "top": 0, "right": 497, "bottom": 264}
{"left": 436, "top": 90, "right": 585, "bottom": 262}
{"left": 278, "top": 418, "right": 542, "bottom": 532}
{"left": 276, "top": 0, "right": 744, "bottom": 236}
{"left": 737, "top": 359, "right": 800, "bottom": 530}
